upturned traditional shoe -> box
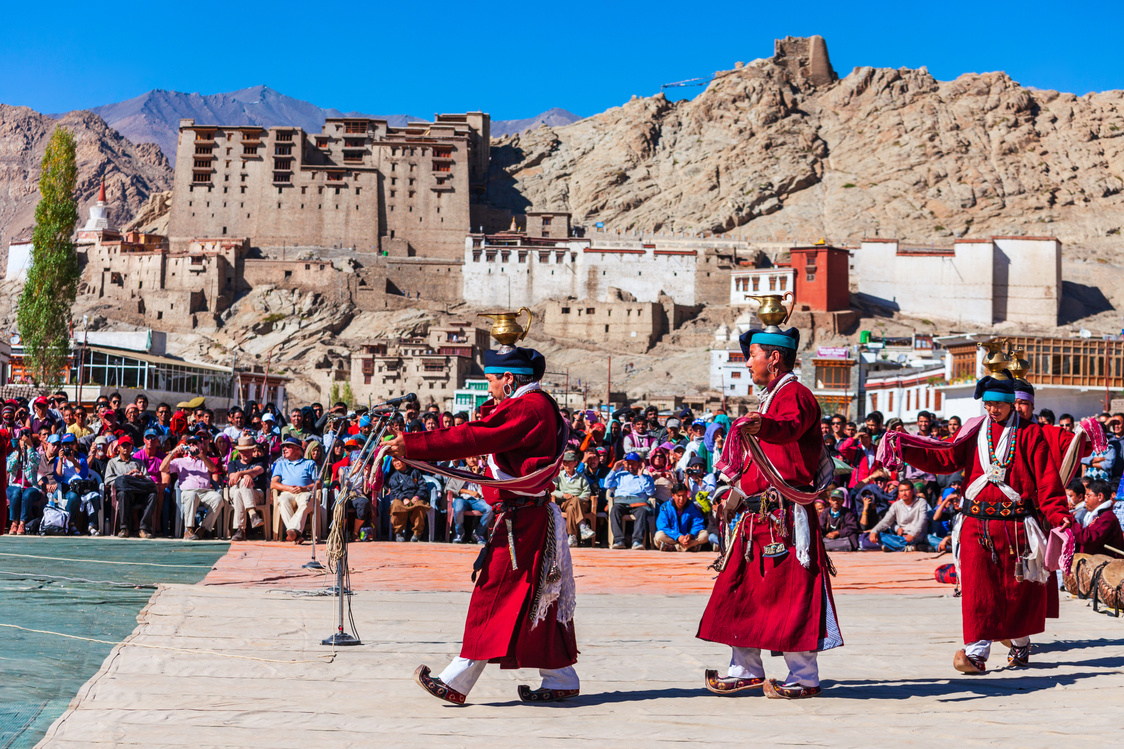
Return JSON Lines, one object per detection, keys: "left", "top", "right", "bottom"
{"left": 413, "top": 665, "right": 467, "bottom": 705}
{"left": 1007, "top": 643, "right": 1030, "bottom": 668}
{"left": 518, "top": 684, "right": 579, "bottom": 703}
{"left": 763, "top": 678, "right": 822, "bottom": 699}
{"left": 953, "top": 649, "right": 986, "bottom": 674}
{"left": 705, "top": 669, "right": 765, "bottom": 695}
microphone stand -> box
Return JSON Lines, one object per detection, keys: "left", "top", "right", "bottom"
{"left": 321, "top": 407, "right": 397, "bottom": 647}
{"left": 303, "top": 417, "right": 349, "bottom": 571}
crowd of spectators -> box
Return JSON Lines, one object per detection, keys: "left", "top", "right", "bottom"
{"left": 3, "top": 390, "right": 1124, "bottom": 559}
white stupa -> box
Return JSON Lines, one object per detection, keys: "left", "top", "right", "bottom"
{"left": 82, "top": 179, "right": 111, "bottom": 231}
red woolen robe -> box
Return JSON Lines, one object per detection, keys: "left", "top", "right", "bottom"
{"left": 402, "top": 389, "right": 577, "bottom": 670}
{"left": 900, "top": 417, "right": 1072, "bottom": 643}
{"left": 1039, "top": 423, "right": 1091, "bottom": 617}
{"left": 697, "top": 376, "right": 843, "bottom": 653}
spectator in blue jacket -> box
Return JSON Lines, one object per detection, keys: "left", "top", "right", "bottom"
{"left": 654, "top": 483, "right": 708, "bottom": 552}
{"left": 53, "top": 433, "right": 98, "bottom": 534}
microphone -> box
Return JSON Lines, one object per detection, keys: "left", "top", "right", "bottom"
{"left": 371, "top": 393, "right": 416, "bottom": 409}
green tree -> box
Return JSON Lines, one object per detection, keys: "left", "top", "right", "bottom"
{"left": 18, "top": 128, "right": 80, "bottom": 386}
{"left": 342, "top": 382, "right": 354, "bottom": 408}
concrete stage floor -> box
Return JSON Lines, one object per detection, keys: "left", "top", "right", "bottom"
{"left": 38, "top": 544, "right": 1124, "bottom": 748}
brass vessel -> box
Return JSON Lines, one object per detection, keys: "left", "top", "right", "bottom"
{"left": 977, "top": 338, "right": 1012, "bottom": 379}
{"left": 748, "top": 292, "right": 795, "bottom": 332}
{"left": 478, "top": 307, "right": 533, "bottom": 351}
{"left": 1007, "top": 348, "right": 1031, "bottom": 380}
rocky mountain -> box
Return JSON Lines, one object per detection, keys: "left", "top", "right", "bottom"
{"left": 83, "top": 85, "right": 580, "bottom": 165}
{"left": 87, "top": 85, "right": 419, "bottom": 166}
{"left": 0, "top": 105, "right": 172, "bottom": 254}
{"left": 490, "top": 108, "right": 582, "bottom": 138}
{"left": 486, "top": 36, "right": 1124, "bottom": 256}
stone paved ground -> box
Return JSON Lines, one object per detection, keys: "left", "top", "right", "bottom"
{"left": 36, "top": 546, "right": 1124, "bottom": 748}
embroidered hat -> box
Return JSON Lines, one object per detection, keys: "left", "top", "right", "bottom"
{"left": 739, "top": 327, "right": 801, "bottom": 358}
{"left": 974, "top": 375, "right": 1016, "bottom": 403}
{"left": 483, "top": 347, "right": 546, "bottom": 379}
{"left": 1013, "top": 378, "right": 1035, "bottom": 403}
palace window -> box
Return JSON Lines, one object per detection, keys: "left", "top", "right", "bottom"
{"left": 344, "top": 122, "right": 366, "bottom": 134}
{"left": 274, "top": 145, "right": 292, "bottom": 156}
{"left": 276, "top": 131, "right": 293, "bottom": 142}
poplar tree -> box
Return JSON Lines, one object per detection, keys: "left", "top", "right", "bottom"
{"left": 17, "top": 127, "right": 80, "bottom": 386}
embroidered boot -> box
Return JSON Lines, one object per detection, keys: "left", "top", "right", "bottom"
{"left": 704, "top": 669, "right": 765, "bottom": 695}
{"left": 413, "top": 665, "right": 467, "bottom": 705}
{"left": 763, "top": 679, "right": 822, "bottom": 699}
{"left": 953, "top": 649, "right": 987, "bottom": 674}
{"left": 518, "top": 684, "right": 580, "bottom": 702}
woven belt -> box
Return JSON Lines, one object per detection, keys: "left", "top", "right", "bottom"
{"left": 965, "top": 495, "right": 1027, "bottom": 519}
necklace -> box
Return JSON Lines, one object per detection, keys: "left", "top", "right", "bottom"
{"left": 985, "top": 418, "right": 1017, "bottom": 483}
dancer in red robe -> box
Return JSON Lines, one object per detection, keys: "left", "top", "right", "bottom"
{"left": 385, "top": 346, "right": 578, "bottom": 705}
{"left": 880, "top": 374, "right": 1074, "bottom": 673}
{"left": 1013, "top": 379, "right": 1094, "bottom": 619}
{"left": 697, "top": 327, "right": 841, "bottom": 700}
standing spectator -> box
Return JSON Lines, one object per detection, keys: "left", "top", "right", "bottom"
{"left": 605, "top": 452, "right": 655, "bottom": 550}
{"left": 867, "top": 482, "right": 930, "bottom": 551}
{"left": 108, "top": 392, "right": 124, "bottom": 421}
{"left": 282, "top": 408, "right": 312, "bottom": 442}
{"left": 197, "top": 408, "right": 220, "bottom": 437}
{"left": 552, "top": 450, "right": 594, "bottom": 547}
{"left": 161, "top": 434, "right": 225, "bottom": 541}
{"left": 654, "top": 483, "right": 708, "bottom": 551}
{"left": 837, "top": 429, "right": 881, "bottom": 489}
{"left": 67, "top": 406, "right": 93, "bottom": 439}
{"left": 270, "top": 436, "right": 320, "bottom": 543}
{"left": 105, "top": 437, "right": 158, "bottom": 538}
{"left": 1058, "top": 414, "right": 1075, "bottom": 433}
{"left": 121, "top": 404, "right": 146, "bottom": 446}
{"left": 819, "top": 488, "right": 861, "bottom": 551}
{"left": 622, "top": 414, "right": 655, "bottom": 459}
{"left": 152, "top": 403, "right": 173, "bottom": 436}
{"left": 6, "top": 432, "right": 43, "bottom": 534}
{"left": 228, "top": 435, "right": 268, "bottom": 541}
{"left": 385, "top": 456, "right": 430, "bottom": 542}
{"left": 134, "top": 394, "right": 153, "bottom": 427}
{"left": 30, "top": 396, "right": 59, "bottom": 435}
{"left": 223, "top": 407, "right": 246, "bottom": 442}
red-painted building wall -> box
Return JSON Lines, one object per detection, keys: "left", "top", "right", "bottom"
{"left": 790, "top": 245, "right": 850, "bottom": 312}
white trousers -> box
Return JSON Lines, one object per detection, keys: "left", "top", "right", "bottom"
{"left": 965, "top": 636, "right": 1029, "bottom": 660}
{"left": 181, "top": 489, "right": 225, "bottom": 531}
{"left": 438, "top": 656, "right": 580, "bottom": 695}
{"left": 728, "top": 646, "right": 820, "bottom": 687}
{"left": 278, "top": 491, "right": 312, "bottom": 533}
{"left": 230, "top": 486, "right": 263, "bottom": 530}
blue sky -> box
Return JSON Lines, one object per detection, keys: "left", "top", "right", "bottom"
{"left": 4, "top": 1, "right": 1122, "bottom": 119}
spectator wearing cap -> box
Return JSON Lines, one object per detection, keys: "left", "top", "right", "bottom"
{"left": 552, "top": 450, "right": 594, "bottom": 547}
{"left": 258, "top": 412, "right": 282, "bottom": 457}
{"left": 270, "top": 436, "right": 320, "bottom": 543}
{"left": 53, "top": 433, "right": 96, "bottom": 534}
{"left": 682, "top": 454, "right": 716, "bottom": 499}
{"left": 6, "top": 431, "right": 44, "bottom": 535}
{"left": 228, "top": 435, "right": 269, "bottom": 541}
{"left": 605, "top": 451, "right": 656, "bottom": 550}
{"left": 654, "top": 482, "right": 708, "bottom": 552}
{"left": 105, "top": 436, "right": 158, "bottom": 538}
{"left": 819, "top": 488, "right": 861, "bottom": 551}
{"left": 87, "top": 435, "right": 111, "bottom": 480}
{"left": 578, "top": 447, "right": 610, "bottom": 515}
{"left": 31, "top": 396, "right": 59, "bottom": 435}
{"left": 161, "top": 434, "right": 226, "bottom": 540}
{"left": 121, "top": 403, "right": 147, "bottom": 446}
{"left": 658, "top": 417, "right": 687, "bottom": 447}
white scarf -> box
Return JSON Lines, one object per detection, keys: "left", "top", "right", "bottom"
{"left": 1082, "top": 499, "right": 1114, "bottom": 528}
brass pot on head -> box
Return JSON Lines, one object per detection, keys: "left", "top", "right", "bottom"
{"left": 978, "top": 338, "right": 1012, "bottom": 379}
{"left": 1008, "top": 348, "right": 1031, "bottom": 381}
{"left": 748, "top": 291, "right": 795, "bottom": 333}
{"left": 478, "top": 307, "right": 533, "bottom": 352}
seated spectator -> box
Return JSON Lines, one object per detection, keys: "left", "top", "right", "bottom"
{"left": 648, "top": 447, "right": 676, "bottom": 506}
{"left": 228, "top": 435, "right": 269, "bottom": 541}
{"left": 270, "top": 436, "right": 320, "bottom": 543}
{"left": 660, "top": 417, "right": 687, "bottom": 447}
{"left": 820, "top": 488, "right": 861, "bottom": 551}
{"left": 928, "top": 478, "right": 962, "bottom": 551}
{"left": 1072, "top": 479, "right": 1124, "bottom": 557}
{"left": 446, "top": 455, "right": 491, "bottom": 544}
{"left": 605, "top": 452, "right": 655, "bottom": 550}
{"left": 54, "top": 433, "right": 98, "bottom": 535}
{"left": 552, "top": 450, "right": 594, "bottom": 547}
{"left": 105, "top": 436, "right": 158, "bottom": 538}
{"left": 623, "top": 414, "right": 655, "bottom": 459}
{"left": 866, "top": 481, "right": 930, "bottom": 551}
{"left": 223, "top": 407, "right": 246, "bottom": 442}
{"left": 6, "top": 432, "right": 44, "bottom": 535}
{"left": 654, "top": 482, "right": 708, "bottom": 552}
{"left": 682, "top": 454, "right": 716, "bottom": 498}
{"left": 87, "top": 435, "right": 111, "bottom": 480}
{"left": 161, "top": 433, "right": 226, "bottom": 541}
{"left": 385, "top": 457, "right": 430, "bottom": 542}
{"left": 152, "top": 402, "right": 173, "bottom": 436}
{"left": 837, "top": 429, "right": 881, "bottom": 489}
{"left": 67, "top": 406, "right": 93, "bottom": 439}
{"left": 121, "top": 404, "right": 147, "bottom": 446}
{"left": 1065, "top": 477, "right": 1087, "bottom": 524}
{"left": 282, "top": 408, "right": 312, "bottom": 442}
